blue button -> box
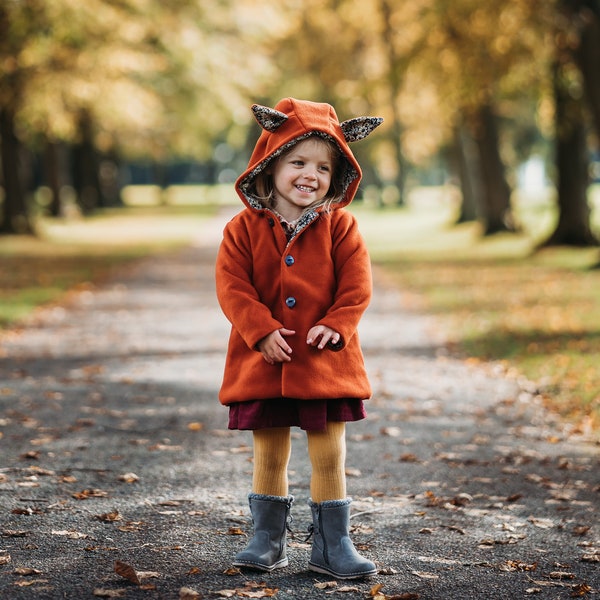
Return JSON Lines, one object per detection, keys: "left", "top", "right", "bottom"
{"left": 284, "top": 255, "right": 295, "bottom": 266}
{"left": 285, "top": 297, "right": 296, "bottom": 308}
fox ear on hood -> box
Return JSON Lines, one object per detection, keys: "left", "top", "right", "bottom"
{"left": 340, "top": 117, "right": 384, "bottom": 142}
{"left": 252, "top": 104, "right": 288, "bottom": 132}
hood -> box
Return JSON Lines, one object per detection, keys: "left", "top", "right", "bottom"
{"left": 235, "top": 98, "right": 382, "bottom": 211}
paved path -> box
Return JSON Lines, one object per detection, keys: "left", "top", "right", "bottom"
{"left": 0, "top": 212, "right": 598, "bottom": 599}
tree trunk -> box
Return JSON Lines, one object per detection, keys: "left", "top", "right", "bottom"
{"left": 43, "top": 141, "right": 64, "bottom": 217}
{"left": 471, "top": 103, "right": 516, "bottom": 235}
{"left": 72, "top": 113, "right": 100, "bottom": 214}
{"left": 379, "top": 0, "right": 408, "bottom": 204}
{"left": 451, "top": 124, "right": 479, "bottom": 223}
{"left": 542, "top": 61, "right": 598, "bottom": 246}
{"left": 0, "top": 108, "right": 32, "bottom": 234}
{"left": 568, "top": 0, "right": 600, "bottom": 145}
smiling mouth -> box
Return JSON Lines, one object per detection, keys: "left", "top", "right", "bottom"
{"left": 296, "top": 185, "right": 315, "bottom": 193}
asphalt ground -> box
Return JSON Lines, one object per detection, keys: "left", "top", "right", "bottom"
{"left": 0, "top": 211, "right": 598, "bottom": 599}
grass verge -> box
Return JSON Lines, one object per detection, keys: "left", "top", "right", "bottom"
{"left": 355, "top": 190, "right": 600, "bottom": 430}
{"left": 0, "top": 204, "right": 216, "bottom": 328}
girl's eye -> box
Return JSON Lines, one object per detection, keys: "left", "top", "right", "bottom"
{"left": 319, "top": 165, "right": 330, "bottom": 172}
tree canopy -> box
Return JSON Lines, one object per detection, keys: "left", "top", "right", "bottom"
{"left": 0, "top": 0, "right": 598, "bottom": 241}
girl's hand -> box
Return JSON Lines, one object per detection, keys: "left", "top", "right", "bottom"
{"left": 307, "top": 325, "right": 341, "bottom": 350}
{"left": 257, "top": 328, "right": 296, "bottom": 364}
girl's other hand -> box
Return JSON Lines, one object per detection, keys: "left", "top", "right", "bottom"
{"left": 257, "top": 328, "right": 295, "bottom": 364}
{"left": 306, "top": 325, "right": 340, "bottom": 350}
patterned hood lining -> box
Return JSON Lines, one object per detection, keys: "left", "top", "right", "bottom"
{"left": 235, "top": 98, "right": 382, "bottom": 227}
{"left": 238, "top": 131, "right": 358, "bottom": 212}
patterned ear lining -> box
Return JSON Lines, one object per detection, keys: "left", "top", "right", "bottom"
{"left": 340, "top": 117, "right": 384, "bottom": 142}
{"left": 252, "top": 104, "right": 288, "bottom": 131}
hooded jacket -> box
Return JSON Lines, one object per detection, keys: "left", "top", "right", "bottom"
{"left": 215, "top": 98, "right": 382, "bottom": 405}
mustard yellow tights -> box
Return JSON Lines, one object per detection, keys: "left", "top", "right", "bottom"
{"left": 251, "top": 422, "right": 346, "bottom": 502}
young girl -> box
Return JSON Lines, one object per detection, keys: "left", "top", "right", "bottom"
{"left": 215, "top": 98, "right": 382, "bottom": 579}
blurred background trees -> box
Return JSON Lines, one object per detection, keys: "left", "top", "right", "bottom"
{"left": 0, "top": 0, "right": 599, "bottom": 245}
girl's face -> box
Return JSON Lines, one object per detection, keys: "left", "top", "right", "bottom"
{"left": 271, "top": 138, "right": 333, "bottom": 221}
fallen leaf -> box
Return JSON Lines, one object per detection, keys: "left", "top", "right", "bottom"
{"left": 11, "top": 507, "right": 42, "bottom": 515}
{"left": 59, "top": 475, "right": 77, "bottom": 483}
{"left": 147, "top": 443, "right": 182, "bottom": 451}
{"left": 380, "top": 427, "right": 401, "bottom": 437}
{"left": 2, "top": 530, "right": 30, "bottom": 538}
{"left": 95, "top": 511, "right": 122, "bottom": 522}
{"left": 399, "top": 453, "right": 419, "bottom": 462}
{"left": 571, "top": 583, "right": 592, "bottom": 596}
{"left": 52, "top": 530, "right": 88, "bottom": 539}
{"left": 411, "top": 571, "right": 439, "bottom": 580}
{"left": 16, "top": 480, "right": 40, "bottom": 488}
{"left": 326, "top": 585, "right": 359, "bottom": 594}
{"left": 27, "top": 466, "right": 55, "bottom": 476}
{"left": 118, "top": 472, "right": 139, "bottom": 483}
{"left": 14, "top": 579, "right": 49, "bottom": 587}
{"left": 30, "top": 436, "right": 55, "bottom": 446}
{"left": 213, "top": 582, "right": 278, "bottom": 598}
{"left": 548, "top": 571, "right": 575, "bottom": 580}
{"left": 114, "top": 560, "right": 141, "bottom": 585}
{"left": 93, "top": 589, "right": 126, "bottom": 598}
{"left": 13, "top": 567, "right": 43, "bottom": 576}
{"left": 581, "top": 553, "right": 600, "bottom": 563}
{"left": 0, "top": 554, "right": 11, "bottom": 565}
{"left": 187, "top": 422, "right": 204, "bottom": 431}
{"left": 20, "top": 451, "right": 40, "bottom": 459}
{"left": 72, "top": 489, "right": 109, "bottom": 500}
{"left": 227, "top": 527, "right": 246, "bottom": 536}
{"left": 118, "top": 521, "right": 145, "bottom": 532}
{"left": 498, "top": 560, "right": 537, "bottom": 572}
{"left": 315, "top": 581, "right": 337, "bottom": 590}
{"left": 137, "top": 570, "right": 160, "bottom": 580}
{"left": 528, "top": 517, "right": 555, "bottom": 529}
{"left": 372, "top": 591, "right": 420, "bottom": 600}
{"left": 179, "top": 587, "right": 202, "bottom": 599}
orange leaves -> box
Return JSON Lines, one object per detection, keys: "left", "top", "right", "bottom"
{"left": 110, "top": 560, "right": 159, "bottom": 592}
{"left": 367, "top": 582, "right": 420, "bottom": 600}
{"left": 72, "top": 488, "right": 109, "bottom": 500}
{"left": 114, "top": 560, "right": 141, "bottom": 585}
{"left": 117, "top": 472, "right": 139, "bottom": 483}
{"left": 213, "top": 581, "right": 278, "bottom": 598}
{"left": 95, "top": 510, "right": 122, "bottom": 523}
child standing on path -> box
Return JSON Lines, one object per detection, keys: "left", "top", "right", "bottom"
{"left": 215, "top": 98, "right": 382, "bottom": 579}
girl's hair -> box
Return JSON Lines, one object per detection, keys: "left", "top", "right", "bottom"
{"left": 251, "top": 135, "right": 346, "bottom": 215}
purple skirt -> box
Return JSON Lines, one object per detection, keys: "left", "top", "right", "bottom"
{"left": 228, "top": 398, "right": 367, "bottom": 432}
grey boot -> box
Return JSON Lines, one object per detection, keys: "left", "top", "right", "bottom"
{"left": 232, "top": 493, "right": 293, "bottom": 572}
{"left": 308, "top": 498, "right": 377, "bottom": 579}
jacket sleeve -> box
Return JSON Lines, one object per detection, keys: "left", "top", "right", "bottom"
{"left": 316, "top": 211, "right": 372, "bottom": 348}
{"left": 215, "top": 217, "right": 284, "bottom": 350}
